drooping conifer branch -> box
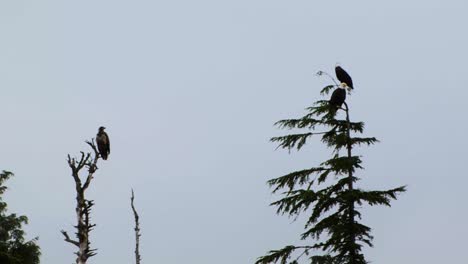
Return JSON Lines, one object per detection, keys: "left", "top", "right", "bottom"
{"left": 61, "top": 139, "right": 100, "bottom": 264}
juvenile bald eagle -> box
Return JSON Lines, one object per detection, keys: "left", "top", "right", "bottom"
{"left": 329, "top": 87, "right": 346, "bottom": 110}
{"left": 96, "top": 126, "right": 110, "bottom": 160}
{"left": 335, "top": 65, "right": 353, "bottom": 89}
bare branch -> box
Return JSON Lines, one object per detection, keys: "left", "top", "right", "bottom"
{"left": 61, "top": 230, "right": 80, "bottom": 247}
{"left": 85, "top": 139, "right": 99, "bottom": 157}
{"left": 76, "top": 152, "right": 88, "bottom": 171}
{"left": 82, "top": 140, "right": 99, "bottom": 190}
{"left": 62, "top": 139, "right": 101, "bottom": 264}
{"left": 317, "top": 70, "right": 339, "bottom": 87}
{"left": 82, "top": 173, "right": 94, "bottom": 191}
{"left": 131, "top": 189, "right": 142, "bottom": 264}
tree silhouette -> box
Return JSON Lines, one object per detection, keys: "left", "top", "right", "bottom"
{"left": 131, "top": 189, "right": 142, "bottom": 264}
{"left": 257, "top": 73, "right": 406, "bottom": 264}
{"left": 0, "top": 171, "right": 41, "bottom": 264}
{"left": 61, "top": 140, "right": 101, "bottom": 264}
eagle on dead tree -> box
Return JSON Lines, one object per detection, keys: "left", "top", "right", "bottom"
{"left": 96, "top": 126, "right": 110, "bottom": 160}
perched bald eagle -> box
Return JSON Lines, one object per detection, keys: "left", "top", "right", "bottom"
{"left": 329, "top": 88, "right": 346, "bottom": 110}
{"left": 96, "top": 126, "right": 110, "bottom": 160}
{"left": 335, "top": 65, "right": 353, "bottom": 89}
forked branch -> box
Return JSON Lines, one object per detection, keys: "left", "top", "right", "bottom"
{"left": 62, "top": 139, "right": 101, "bottom": 264}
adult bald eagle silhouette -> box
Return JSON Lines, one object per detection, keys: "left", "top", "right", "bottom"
{"left": 96, "top": 126, "right": 110, "bottom": 160}
{"left": 335, "top": 65, "right": 353, "bottom": 89}
{"left": 329, "top": 87, "right": 346, "bottom": 110}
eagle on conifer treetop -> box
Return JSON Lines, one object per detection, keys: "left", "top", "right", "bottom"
{"left": 335, "top": 64, "right": 353, "bottom": 89}
{"left": 329, "top": 87, "right": 346, "bottom": 109}
{"left": 329, "top": 64, "right": 354, "bottom": 110}
{"left": 96, "top": 126, "right": 110, "bottom": 160}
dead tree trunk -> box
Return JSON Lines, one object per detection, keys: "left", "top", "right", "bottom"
{"left": 61, "top": 140, "right": 100, "bottom": 264}
{"left": 131, "top": 189, "right": 142, "bottom": 264}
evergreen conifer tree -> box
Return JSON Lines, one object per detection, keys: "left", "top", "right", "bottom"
{"left": 257, "top": 74, "right": 406, "bottom": 264}
{"left": 0, "top": 171, "right": 41, "bottom": 264}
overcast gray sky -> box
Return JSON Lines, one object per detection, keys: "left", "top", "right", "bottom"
{"left": 1, "top": 0, "right": 467, "bottom": 263}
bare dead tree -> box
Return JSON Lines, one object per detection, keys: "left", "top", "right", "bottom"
{"left": 61, "top": 140, "right": 101, "bottom": 264}
{"left": 131, "top": 189, "right": 142, "bottom": 264}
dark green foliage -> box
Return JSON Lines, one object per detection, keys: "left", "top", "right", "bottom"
{"left": 320, "top": 85, "right": 335, "bottom": 95}
{"left": 0, "top": 171, "right": 41, "bottom": 264}
{"left": 257, "top": 85, "right": 405, "bottom": 264}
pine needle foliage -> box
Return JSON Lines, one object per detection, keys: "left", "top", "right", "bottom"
{"left": 257, "top": 84, "right": 405, "bottom": 264}
{"left": 0, "top": 171, "right": 41, "bottom": 264}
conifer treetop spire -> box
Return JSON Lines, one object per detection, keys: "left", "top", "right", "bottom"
{"left": 257, "top": 70, "right": 405, "bottom": 264}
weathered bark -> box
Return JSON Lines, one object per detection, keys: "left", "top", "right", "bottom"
{"left": 131, "top": 189, "right": 142, "bottom": 264}
{"left": 61, "top": 140, "right": 100, "bottom": 264}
